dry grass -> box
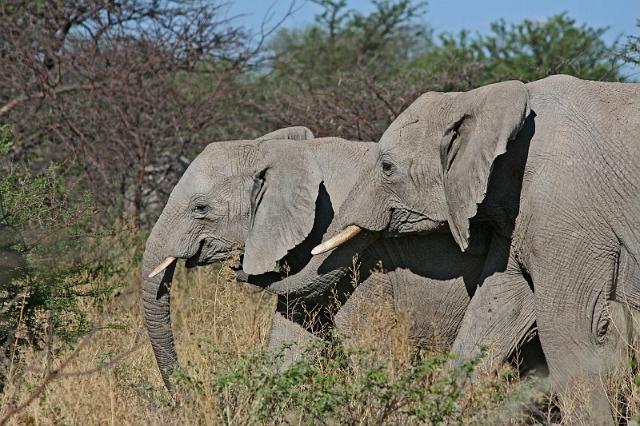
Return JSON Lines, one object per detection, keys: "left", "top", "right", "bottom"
{"left": 0, "top": 261, "right": 274, "bottom": 425}
{"left": 1, "top": 255, "right": 639, "bottom": 425}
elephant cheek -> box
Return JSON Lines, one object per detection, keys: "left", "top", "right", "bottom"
{"left": 341, "top": 183, "right": 393, "bottom": 232}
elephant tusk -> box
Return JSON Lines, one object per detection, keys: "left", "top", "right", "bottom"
{"left": 311, "top": 225, "right": 362, "bottom": 255}
{"left": 148, "top": 256, "right": 177, "bottom": 278}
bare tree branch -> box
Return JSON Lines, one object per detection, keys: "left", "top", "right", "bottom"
{"left": 0, "top": 82, "right": 101, "bottom": 117}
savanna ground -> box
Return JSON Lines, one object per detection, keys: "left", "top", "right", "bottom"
{"left": 1, "top": 228, "right": 639, "bottom": 425}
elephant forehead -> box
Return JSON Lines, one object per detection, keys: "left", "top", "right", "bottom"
{"left": 214, "top": 175, "right": 254, "bottom": 199}
{"left": 171, "top": 143, "right": 257, "bottom": 199}
{"left": 198, "top": 141, "right": 260, "bottom": 177}
{"left": 380, "top": 116, "right": 438, "bottom": 151}
{"left": 181, "top": 169, "right": 254, "bottom": 201}
{"left": 380, "top": 95, "right": 454, "bottom": 152}
{"left": 385, "top": 112, "right": 419, "bottom": 134}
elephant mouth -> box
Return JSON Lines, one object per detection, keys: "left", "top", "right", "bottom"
{"left": 184, "top": 239, "right": 240, "bottom": 268}
{"left": 312, "top": 206, "right": 446, "bottom": 256}
{"left": 386, "top": 207, "right": 444, "bottom": 235}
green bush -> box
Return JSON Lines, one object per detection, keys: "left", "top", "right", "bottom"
{"left": 208, "top": 341, "right": 489, "bottom": 425}
{"left": 0, "top": 124, "right": 123, "bottom": 348}
{"left": 624, "top": 20, "right": 640, "bottom": 66}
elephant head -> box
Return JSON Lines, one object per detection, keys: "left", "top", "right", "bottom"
{"left": 142, "top": 128, "right": 377, "bottom": 388}
{"left": 142, "top": 127, "right": 331, "bottom": 387}
{"left": 314, "top": 80, "right": 530, "bottom": 254}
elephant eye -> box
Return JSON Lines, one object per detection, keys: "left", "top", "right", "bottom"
{"left": 191, "top": 202, "right": 210, "bottom": 217}
{"left": 595, "top": 313, "right": 610, "bottom": 344}
{"left": 381, "top": 159, "right": 395, "bottom": 176}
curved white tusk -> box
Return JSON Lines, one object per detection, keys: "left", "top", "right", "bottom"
{"left": 148, "top": 256, "right": 177, "bottom": 278}
{"left": 311, "top": 225, "right": 362, "bottom": 255}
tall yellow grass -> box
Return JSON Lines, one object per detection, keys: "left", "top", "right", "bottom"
{"left": 1, "top": 260, "right": 274, "bottom": 425}
{"left": 1, "top": 254, "right": 638, "bottom": 425}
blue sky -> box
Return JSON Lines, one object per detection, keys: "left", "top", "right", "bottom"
{"left": 226, "top": 0, "right": 638, "bottom": 45}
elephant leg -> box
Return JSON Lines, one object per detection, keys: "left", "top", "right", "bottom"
{"left": 449, "top": 261, "right": 536, "bottom": 380}
{"left": 531, "top": 236, "right": 630, "bottom": 425}
{"left": 267, "top": 311, "right": 320, "bottom": 369}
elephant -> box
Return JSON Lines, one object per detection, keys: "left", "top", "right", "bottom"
{"left": 315, "top": 74, "right": 640, "bottom": 423}
{"left": 141, "top": 127, "right": 512, "bottom": 390}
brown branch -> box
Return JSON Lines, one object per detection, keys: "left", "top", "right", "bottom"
{"left": 0, "top": 82, "right": 103, "bottom": 117}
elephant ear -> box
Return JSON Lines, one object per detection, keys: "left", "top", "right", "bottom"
{"left": 257, "top": 126, "right": 315, "bottom": 141}
{"left": 242, "top": 150, "right": 323, "bottom": 275}
{"left": 439, "top": 80, "right": 530, "bottom": 251}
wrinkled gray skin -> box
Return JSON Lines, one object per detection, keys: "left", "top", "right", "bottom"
{"left": 142, "top": 127, "right": 490, "bottom": 390}
{"left": 334, "top": 75, "right": 640, "bottom": 423}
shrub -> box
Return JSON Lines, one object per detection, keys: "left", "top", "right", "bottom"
{"left": 0, "top": 124, "right": 132, "bottom": 356}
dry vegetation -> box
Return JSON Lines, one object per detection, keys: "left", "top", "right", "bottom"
{"left": 1, "top": 251, "right": 274, "bottom": 425}
{"left": 2, "top": 240, "right": 637, "bottom": 425}
{"left": 0, "top": 250, "right": 500, "bottom": 425}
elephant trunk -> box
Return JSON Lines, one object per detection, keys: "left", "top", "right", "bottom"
{"left": 142, "top": 223, "right": 178, "bottom": 389}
